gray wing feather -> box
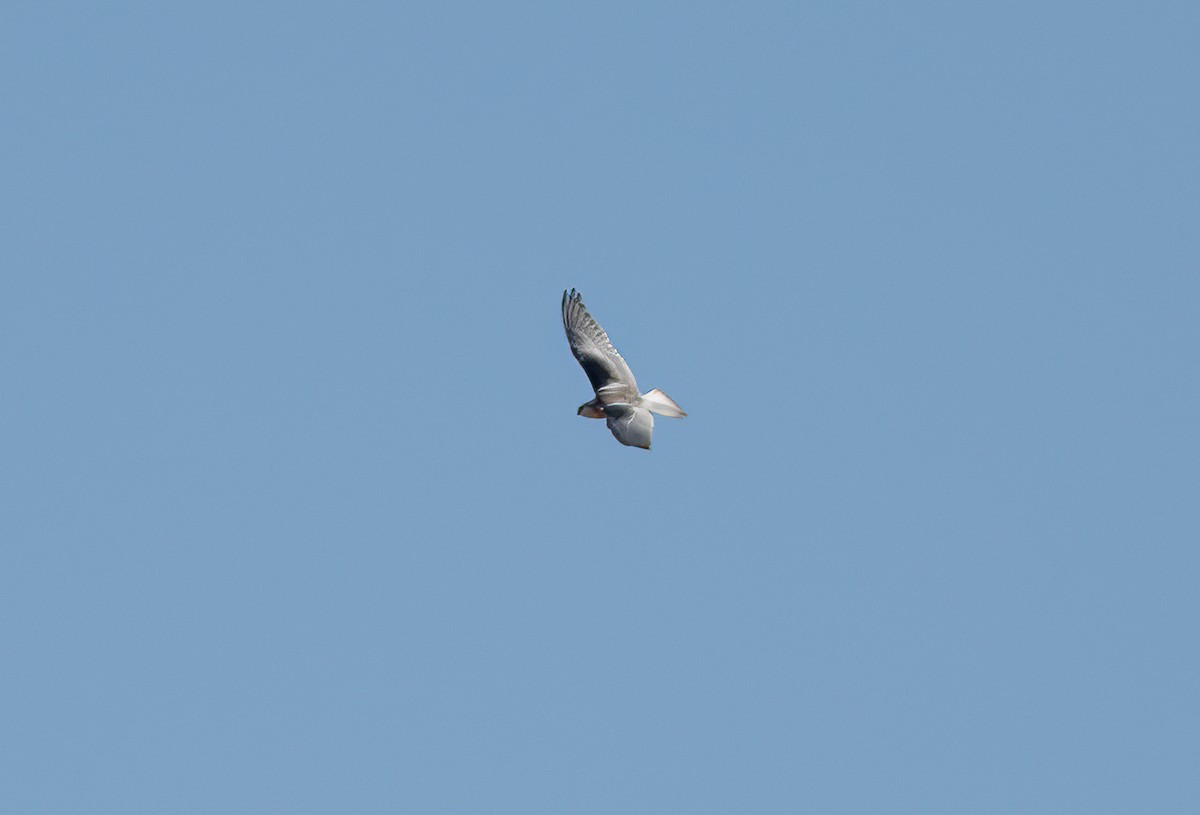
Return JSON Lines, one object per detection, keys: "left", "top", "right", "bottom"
{"left": 562, "top": 289, "right": 638, "bottom": 399}
{"left": 604, "top": 403, "right": 654, "bottom": 449}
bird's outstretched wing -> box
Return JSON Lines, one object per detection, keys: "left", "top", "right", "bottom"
{"left": 562, "top": 289, "right": 638, "bottom": 399}
{"left": 604, "top": 403, "right": 654, "bottom": 449}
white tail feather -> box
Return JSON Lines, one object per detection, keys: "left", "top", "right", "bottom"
{"left": 640, "top": 388, "right": 686, "bottom": 418}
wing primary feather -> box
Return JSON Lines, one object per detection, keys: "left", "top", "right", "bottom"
{"left": 562, "top": 288, "right": 639, "bottom": 399}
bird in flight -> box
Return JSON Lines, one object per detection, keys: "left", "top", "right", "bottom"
{"left": 562, "top": 288, "right": 686, "bottom": 449}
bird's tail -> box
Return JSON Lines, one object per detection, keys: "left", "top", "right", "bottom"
{"left": 640, "top": 388, "right": 686, "bottom": 418}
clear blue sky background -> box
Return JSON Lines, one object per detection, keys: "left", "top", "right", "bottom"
{"left": 2, "top": 2, "right": 1197, "bottom": 812}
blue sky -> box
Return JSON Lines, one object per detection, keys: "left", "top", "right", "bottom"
{"left": 2, "top": 2, "right": 1197, "bottom": 812}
